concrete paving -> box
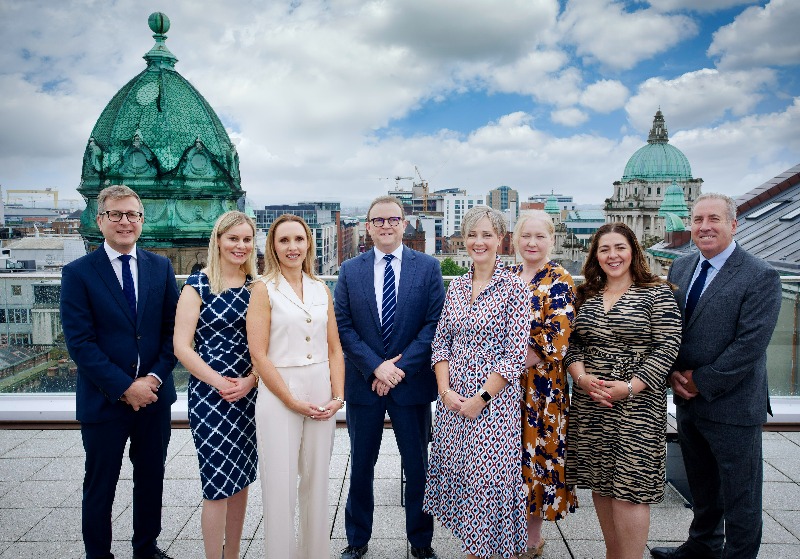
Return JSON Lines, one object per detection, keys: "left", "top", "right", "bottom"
{"left": 0, "top": 427, "right": 798, "bottom": 558}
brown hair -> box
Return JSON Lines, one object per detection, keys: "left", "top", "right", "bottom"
{"left": 576, "top": 222, "right": 670, "bottom": 309}
{"left": 263, "top": 214, "right": 318, "bottom": 283}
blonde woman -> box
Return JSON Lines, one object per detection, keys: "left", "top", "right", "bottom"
{"left": 247, "top": 214, "right": 345, "bottom": 558}
{"left": 174, "top": 211, "right": 259, "bottom": 559}
{"left": 511, "top": 211, "right": 577, "bottom": 558}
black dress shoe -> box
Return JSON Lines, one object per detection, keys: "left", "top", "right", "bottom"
{"left": 410, "top": 546, "right": 439, "bottom": 559}
{"left": 340, "top": 544, "right": 368, "bottom": 559}
{"left": 650, "top": 543, "right": 720, "bottom": 559}
{"left": 133, "top": 546, "right": 174, "bottom": 559}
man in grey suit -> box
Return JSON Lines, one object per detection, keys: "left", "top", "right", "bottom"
{"left": 651, "top": 193, "right": 781, "bottom": 559}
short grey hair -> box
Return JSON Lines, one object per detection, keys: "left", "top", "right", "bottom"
{"left": 461, "top": 205, "right": 507, "bottom": 238}
{"left": 97, "top": 185, "right": 144, "bottom": 214}
{"left": 694, "top": 193, "right": 737, "bottom": 222}
{"left": 367, "top": 195, "right": 405, "bottom": 219}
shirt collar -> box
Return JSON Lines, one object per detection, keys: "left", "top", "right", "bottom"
{"left": 374, "top": 245, "right": 404, "bottom": 264}
{"left": 702, "top": 240, "right": 736, "bottom": 271}
{"left": 103, "top": 241, "right": 137, "bottom": 262}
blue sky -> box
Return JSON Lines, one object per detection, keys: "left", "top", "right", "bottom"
{"left": 0, "top": 0, "right": 798, "bottom": 208}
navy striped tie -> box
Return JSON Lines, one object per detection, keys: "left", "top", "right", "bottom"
{"left": 381, "top": 254, "right": 396, "bottom": 353}
{"left": 118, "top": 254, "right": 137, "bottom": 320}
{"left": 685, "top": 260, "right": 711, "bottom": 324}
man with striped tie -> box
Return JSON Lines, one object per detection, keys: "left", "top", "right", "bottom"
{"left": 335, "top": 195, "right": 445, "bottom": 559}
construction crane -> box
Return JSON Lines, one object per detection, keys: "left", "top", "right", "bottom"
{"left": 6, "top": 188, "right": 59, "bottom": 208}
{"left": 414, "top": 166, "right": 429, "bottom": 212}
{"left": 394, "top": 176, "right": 413, "bottom": 190}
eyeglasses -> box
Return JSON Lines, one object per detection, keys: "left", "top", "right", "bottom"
{"left": 102, "top": 211, "right": 143, "bottom": 223}
{"left": 369, "top": 216, "right": 403, "bottom": 227}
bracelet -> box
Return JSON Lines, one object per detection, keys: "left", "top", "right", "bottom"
{"left": 440, "top": 389, "right": 451, "bottom": 399}
{"left": 250, "top": 370, "right": 259, "bottom": 383}
{"left": 575, "top": 373, "right": 585, "bottom": 388}
{"left": 332, "top": 396, "right": 345, "bottom": 405}
{"left": 627, "top": 381, "right": 634, "bottom": 400}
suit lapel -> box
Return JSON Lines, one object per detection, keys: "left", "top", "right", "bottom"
{"left": 90, "top": 248, "right": 135, "bottom": 326}
{"left": 687, "top": 247, "right": 743, "bottom": 328}
{"left": 135, "top": 249, "right": 150, "bottom": 327}
{"left": 395, "top": 247, "right": 417, "bottom": 329}
{"left": 359, "top": 250, "right": 381, "bottom": 330}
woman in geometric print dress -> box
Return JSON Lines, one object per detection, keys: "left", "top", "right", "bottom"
{"left": 564, "top": 223, "right": 681, "bottom": 559}
{"left": 424, "top": 206, "right": 529, "bottom": 559}
{"left": 510, "top": 211, "right": 577, "bottom": 559}
{"left": 174, "top": 211, "right": 259, "bottom": 559}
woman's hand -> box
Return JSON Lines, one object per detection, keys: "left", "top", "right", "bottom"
{"left": 578, "top": 374, "right": 614, "bottom": 408}
{"left": 314, "top": 398, "right": 344, "bottom": 421}
{"left": 525, "top": 346, "right": 543, "bottom": 368}
{"left": 218, "top": 376, "right": 253, "bottom": 403}
{"left": 597, "top": 381, "right": 635, "bottom": 403}
{"left": 459, "top": 395, "right": 487, "bottom": 420}
{"left": 441, "top": 390, "right": 466, "bottom": 414}
{"left": 288, "top": 399, "right": 330, "bottom": 420}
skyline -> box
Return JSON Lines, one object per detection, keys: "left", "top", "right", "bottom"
{"left": 1, "top": 0, "right": 798, "bottom": 208}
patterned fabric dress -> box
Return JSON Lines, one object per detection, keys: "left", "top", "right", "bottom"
{"left": 186, "top": 272, "right": 258, "bottom": 501}
{"left": 511, "top": 261, "right": 578, "bottom": 521}
{"left": 423, "top": 261, "right": 529, "bottom": 559}
{"left": 564, "top": 284, "right": 681, "bottom": 504}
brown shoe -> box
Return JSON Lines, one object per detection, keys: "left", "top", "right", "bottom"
{"left": 519, "top": 538, "right": 545, "bottom": 558}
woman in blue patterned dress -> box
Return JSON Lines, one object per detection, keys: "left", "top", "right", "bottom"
{"left": 174, "top": 211, "right": 259, "bottom": 559}
{"left": 424, "top": 206, "right": 529, "bottom": 559}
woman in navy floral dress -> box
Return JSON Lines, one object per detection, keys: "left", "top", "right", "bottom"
{"left": 511, "top": 211, "right": 577, "bottom": 558}
{"left": 424, "top": 206, "right": 529, "bottom": 559}
{"left": 174, "top": 211, "right": 259, "bottom": 559}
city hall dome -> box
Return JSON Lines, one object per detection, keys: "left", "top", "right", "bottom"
{"left": 621, "top": 109, "right": 693, "bottom": 183}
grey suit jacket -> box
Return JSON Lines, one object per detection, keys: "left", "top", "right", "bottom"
{"left": 668, "top": 244, "right": 781, "bottom": 426}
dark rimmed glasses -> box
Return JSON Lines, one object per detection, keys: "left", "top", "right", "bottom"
{"left": 369, "top": 216, "right": 403, "bottom": 227}
{"left": 101, "top": 210, "right": 143, "bottom": 223}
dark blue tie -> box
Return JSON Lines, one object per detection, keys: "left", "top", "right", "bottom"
{"left": 118, "top": 254, "right": 137, "bottom": 320}
{"left": 685, "top": 260, "right": 711, "bottom": 323}
{"left": 381, "top": 254, "right": 396, "bottom": 353}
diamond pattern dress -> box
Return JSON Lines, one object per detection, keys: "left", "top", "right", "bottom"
{"left": 423, "top": 262, "right": 529, "bottom": 559}
{"left": 186, "top": 272, "right": 258, "bottom": 500}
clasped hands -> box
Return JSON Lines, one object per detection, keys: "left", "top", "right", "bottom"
{"left": 120, "top": 376, "right": 160, "bottom": 411}
{"left": 370, "top": 354, "right": 405, "bottom": 397}
{"left": 441, "top": 390, "right": 485, "bottom": 420}
{"left": 291, "top": 397, "right": 343, "bottom": 421}
{"left": 669, "top": 369, "right": 698, "bottom": 399}
{"left": 578, "top": 374, "right": 630, "bottom": 408}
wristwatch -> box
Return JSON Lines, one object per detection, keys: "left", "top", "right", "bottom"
{"left": 478, "top": 389, "right": 492, "bottom": 405}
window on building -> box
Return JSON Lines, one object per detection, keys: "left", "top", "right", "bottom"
{"left": 11, "top": 285, "right": 22, "bottom": 296}
{"left": 657, "top": 188, "right": 661, "bottom": 195}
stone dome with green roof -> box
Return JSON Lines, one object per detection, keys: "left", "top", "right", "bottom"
{"left": 621, "top": 109, "right": 693, "bottom": 183}
{"left": 78, "top": 13, "right": 244, "bottom": 270}
{"left": 544, "top": 194, "right": 560, "bottom": 214}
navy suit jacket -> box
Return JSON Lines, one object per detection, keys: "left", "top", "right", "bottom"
{"left": 334, "top": 246, "right": 445, "bottom": 406}
{"left": 668, "top": 244, "right": 781, "bottom": 426}
{"left": 61, "top": 247, "right": 179, "bottom": 423}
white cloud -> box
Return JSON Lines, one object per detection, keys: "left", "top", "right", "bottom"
{"left": 551, "top": 108, "right": 589, "bottom": 127}
{"left": 580, "top": 80, "right": 630, "bottom": 113}
{"left": 708, "top": 0, "right": 800, "bottom": 69}
{"left": 646, "top": 0, "right": 759, "bottom": 13}
{"left": 559, "top": 0, "right": 698, "bottom": 69}
{"left": 625, "top": 68, "right": 776, "bottom": 132}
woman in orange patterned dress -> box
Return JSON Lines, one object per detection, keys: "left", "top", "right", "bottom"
{"left": 511, "top": 211, "right": 578, "bottom": 558}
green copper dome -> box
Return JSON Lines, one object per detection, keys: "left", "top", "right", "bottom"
{"left": 79, "top": 13, "right": 244, "bottom": 255}
{"left": 659, "top": 180, "right": 689, "bottom": 217}
{"left": 544, "top": 194, "right": 560, "bottom": 214}
{"left": 663, "top": 212, "right": 686, "bottom": 232}
{"left": 622, "top": 109, "right": 693, "bottom": 183}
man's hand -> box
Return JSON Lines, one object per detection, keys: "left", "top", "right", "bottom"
{"left": 121, "top": 377, "right": 159, "bottom": 411}
{"left": 669, "top": 370, "right": 698, "bottom": 400}
{"left": 373, "top": 354, "right": 405, "bottom": 388}
{"left": 371, "top": 378, "right": 391, "bottom": 396}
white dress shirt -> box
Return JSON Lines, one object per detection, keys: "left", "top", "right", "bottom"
{"left": 687, "top": 240, "right": 737, "bottom": 302}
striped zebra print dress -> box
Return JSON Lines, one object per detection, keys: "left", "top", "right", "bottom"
{"left": 564, "top": 283, "right": 681, "bottom": 504}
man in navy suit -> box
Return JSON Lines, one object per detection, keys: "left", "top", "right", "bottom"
{"left": 61, "top": 185, "right": 179, "bottom": 559}
{"left": 335, "top": 196, "right": 445, "bottom": 559}
{"left": 651, "top": 193, "right": 781, "bottom": 559}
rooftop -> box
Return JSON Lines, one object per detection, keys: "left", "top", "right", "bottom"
{"left": 0, "top": 426, "right": 798, "bottom": 558}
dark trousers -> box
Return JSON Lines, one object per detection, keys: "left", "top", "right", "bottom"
{"left": 677, "top": 404, "right": 763, "bottom": 559}
{"left": 81, "top": 408, "right": 171, "bottom": 559}
{"left": 345, "top": 400, "right": 433, "bottom": 548}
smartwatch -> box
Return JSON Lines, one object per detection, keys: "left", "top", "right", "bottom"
{"left": 478, "top": 389, "right": 492, "bottom": 404}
